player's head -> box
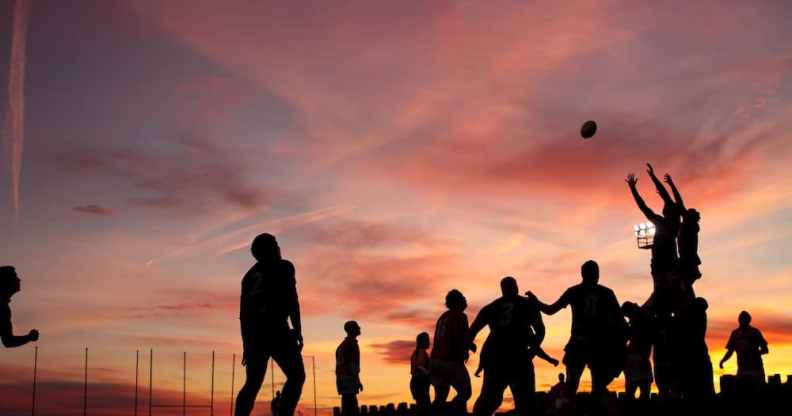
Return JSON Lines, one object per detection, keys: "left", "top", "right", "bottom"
{"left": 500, "top": 276, "right": 518, "bottom": 298}
{"left": 684, "top": 208, "right": 701, "bottom": 223}
{"left": 0, "top": 266, "right": 20, "bottom": 299}
{"left": 558, "top": 373, "right": 565, "bottom": 383}
{"left": 445, "top": 289, "right": 467, "bottom": 311}
{"left": 693, "top": 297, "right": 708, "bottom": 312}
{"left": 416, "top": 332, "right": 430, "bottom": 349}
{"left": 621, "top": 301, "right": 639, "bottom": 318}
{"left": 344, "top": 320, "right": 361, "bottom": 337}
{"left": 251, "top": 233, "right": 281, "bottom": 262}
{"left": 581, "top": 260, "right": 599, "bottom": 286}
{"left": 738, "top": 310, "right": 751, "bottom": 327}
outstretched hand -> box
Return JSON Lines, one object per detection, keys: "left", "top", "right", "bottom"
{"left": 719, "top": 359, "right": 725, "bottom": 369}
{"left": 664, "top": 173, "right": 673, "bottom": 184}
{"left": 625, "top": 174, "right": 638, "bottom": 187}
{"left": 28, "top": 329, "right": 39, "bottom": 342}
{"left": 646, "top": 163, "right": 655, "bottom": 176}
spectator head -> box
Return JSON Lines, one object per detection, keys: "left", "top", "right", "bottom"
{"left": 445, "top": 289, "right": 467, "bottom": 311}
{"left": 558, "top": 373, "right": 565, "bottom": 383}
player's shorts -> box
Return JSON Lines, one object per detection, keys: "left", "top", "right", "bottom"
{"left": 429, "top": 359, "right": 469, "bottom": 389}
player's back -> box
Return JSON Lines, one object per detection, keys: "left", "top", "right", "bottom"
{"left": 240, "top": 259, "right": 296, "bottom": 331}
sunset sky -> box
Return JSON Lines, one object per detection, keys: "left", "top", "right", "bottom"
{"left": 2, "top": 0, "right": 792, "bottom": 414}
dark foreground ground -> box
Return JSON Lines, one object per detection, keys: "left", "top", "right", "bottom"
{"left": 337, "top": 375, "right": 792, "bottom": 416}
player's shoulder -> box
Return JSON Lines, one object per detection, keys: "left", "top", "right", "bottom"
{"left": 278, "top": 259, "right": 296, "bottom": 283}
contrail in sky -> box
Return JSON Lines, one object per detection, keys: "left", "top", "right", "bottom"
{"left": 3, "top": 0, "right": 32, "bottom": 218}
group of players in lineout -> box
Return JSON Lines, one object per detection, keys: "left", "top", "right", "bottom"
{"left": 0, "top": 164, "right": 772, "bottom": 416}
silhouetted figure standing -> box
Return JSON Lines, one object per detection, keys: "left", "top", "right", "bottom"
{"left": 410, "top": 332, "right": 431, "bottom": 416}
{"left": 621, "top": 302, "right": 654, "bottom": 401}
{"left": 336, "top": 321, "right": 363, "bottom": 416}
{"left": 528, "top": 261, "right": 627, "bottom": 397}
{"left": 626, "top": 165, "right": 681, "bottom": 301}
{"left": 271, "top": 390, "right": 282, "bottom": 416}
{"left": 0, "top": 266, "right": 39, "bottom": 348}
{"left": 547, "top": 373, "right": 571, "bottom": 415}
{"left": 676, "top": 297, "right": 715, "bottom": 400}
{"left": 235, "top": 234, "right": 305, "bottom": 416}
{"left": 664, "top": 174, "right": 702, "bottom": 286}
{"left": 469, "top": 277, "right": 546, "bottom": 416}
{"left": 720, "top": 311, "right": 769, "bottom": 390}
{"left": 430, "top": 289, "right": 473, "bottom": 415}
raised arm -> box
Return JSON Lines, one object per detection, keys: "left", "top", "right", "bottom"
{"left": 664, "top": 174, "right": 686, "bottom": 211}
{"left": 626, "top": 174, "right": 662, "bottom": 222}
{"left": 647, "top": 164, "right": 674, "bottom": 206}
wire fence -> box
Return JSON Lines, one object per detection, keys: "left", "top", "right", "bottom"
{"left": 16, "top": 346, "right": 318, "bottom": 416}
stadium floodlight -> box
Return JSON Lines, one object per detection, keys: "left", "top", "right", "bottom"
{"left": 633, "top": 221, "right": 655, "bottom": 249}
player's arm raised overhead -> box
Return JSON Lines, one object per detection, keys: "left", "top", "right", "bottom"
{"left": 647, "top": 163, "right": 674, "bottom": 206}
{"left": 626, "top": 174, "right": 662, "bottom": 222}
{"left": 663, "top": 173, "right": 686, "bottom": 211}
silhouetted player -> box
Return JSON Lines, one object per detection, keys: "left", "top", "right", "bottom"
{"left": 676, "top": 297, "right": 714, "bottom": 399}
{"left": 621, "top": 301, "right": 654, "bottom": 401}
{"left": 1, "top": 266, "right": 39, "bottom": 348}
{"left": 236, "top": 234, "right": 305, "bottom": 416}
{"left": 528, "top": 261, "right": 626, "bottom": 396}
{"left": 430, "top": 289, "right": 473, "bottom": 414}
{"left": 720, "top": 311, "right": 769, "bottom": 387}
{"left": 664, "top": 173, "right": 702, "bottom": 284}
{"left": 336, "top": 321, "right": 363, "bottom": 416}
{"left": 469, "top": 277, "right": 545, "bottom": 416}
{"left": 410, "top": 332, "right": 431, "bottom": 416}
{"left": 626, "top": 165, "right": 680, "bottom": 297}
{"left": 474, "top": 327, "right": 558, "bottom": 378}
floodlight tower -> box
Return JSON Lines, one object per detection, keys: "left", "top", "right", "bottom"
{"left": 633, "top": 222, "right": 656, "bottom": 249}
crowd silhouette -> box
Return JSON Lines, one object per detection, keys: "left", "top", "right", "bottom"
{"left": 1, "top": 165, "right": 779, "bottom": 416}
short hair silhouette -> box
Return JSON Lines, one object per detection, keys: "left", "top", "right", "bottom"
{"left": 344, "top": 320, "right": 360, "bottom": 334}
{"left": 0, "top": 266, "right": 18, "bottom": 297}
{"left": 738, "top": 311, "right": 751, "bottom": 327}
{"left": 445, "top": 289, "right": 467, "bottom": 310}
{"left": 558, "top": 373, "right": 565, "bottom": 383}
{"left": 251, "top": 233, "right": 279, "bottom": 262}
{"left": 621, "top": 301, "right": 639, "bottom": 317}
{"left": 581, "top": 260, "right": 599, "bottom": 285}
{"left": 500, "top": 276, "right": 518, "bottom": 297}
{"left": 416, "top": 332, "right": 430, "bottom": 349}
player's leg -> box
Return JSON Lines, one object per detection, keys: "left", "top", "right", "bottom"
{"left": 235, "top": 354, "right": 269, "bottom": 416}
{"left": 472, "top": 367, "right": 508, "bottom": 416}
{"left": 272, "top": 346, "right": 306, "bottom": 416}
{"left": 448, "top": 362, "right": 472, "bottom": 413}
{"left": 509, "top": 360, "right": 536, "bottom": 416}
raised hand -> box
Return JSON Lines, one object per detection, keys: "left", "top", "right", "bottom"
{"left": 646, "top": 163, "right": 655, "bottom": 176}
{"left": 626, "top": 174, "right": 638, "bottom": 187}
{"left": 664, "top": 173, "right": 674, "bottom": 184}
{"left": 28, "top": 329, "right": 39, "bottom": 342}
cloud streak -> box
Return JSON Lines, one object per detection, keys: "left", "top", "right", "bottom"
{"left": 3, "top": 0, "right": 31, "bottom": 218}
